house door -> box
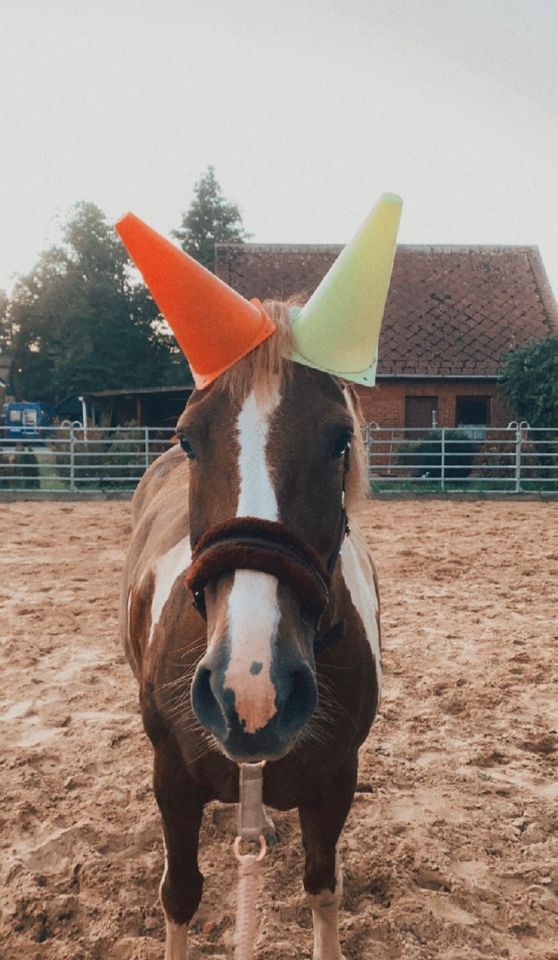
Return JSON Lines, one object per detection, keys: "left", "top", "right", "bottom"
{"left": 405, "top": 396, "right": 438, "bottom": 431}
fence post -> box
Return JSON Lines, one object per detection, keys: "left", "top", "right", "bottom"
{"left": 514, "top": 424, "right": 522, "bottom": 493}
{"left": 69, "top": 423, "right": 76, "bottom": 493}
{"left": 144, "top": 427, "right": 150, "bottom": 471}
{"left": 364, "top": 423, "right": 371, "bottom": 486}
{"left": 441, "top": 428, "right": 446, "bottom": 492}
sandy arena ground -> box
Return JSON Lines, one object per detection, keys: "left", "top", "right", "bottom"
{"left": 1, "top": 499, "right": 557, "bottom": 960}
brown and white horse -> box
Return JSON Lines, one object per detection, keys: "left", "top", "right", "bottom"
{"left": 121, "top": 303, "right": 381, "bottom": 959}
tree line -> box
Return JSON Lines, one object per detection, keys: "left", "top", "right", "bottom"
{"left": 1, "top": 163, "right": 557, "bottom": 424}
{"left": 0, "top": 166, "right": 249, "bottom": 406}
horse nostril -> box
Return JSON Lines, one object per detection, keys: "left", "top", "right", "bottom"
{"left": 280, "top": 664, "right": 318, "bottom": 733}
{"left": 191, "top": 663, "right": 227, "bottom": 737}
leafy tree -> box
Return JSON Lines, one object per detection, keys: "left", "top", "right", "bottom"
{"left": 0, "top": 289, "right": 9, "bottom": 352}
{"left": 173, "top": 165, "right": 249, "bottom": 271}
{"left": 7, "top": 202, "right": 188, "bottom": 404}
{"left": 499, "top": 337, "right": 558, "bottom": 427}
{"left": 0, "top": 290, "right": 12, "bottom": 393}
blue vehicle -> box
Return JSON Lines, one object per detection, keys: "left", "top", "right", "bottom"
{"left": 2, "top": 402, "right": 51, "bottom": 441}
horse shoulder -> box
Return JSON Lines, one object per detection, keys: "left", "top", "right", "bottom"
{"left": 131, "top": 444, "right": 187, "bottom": 525}
{"left": 120, "top": 445, "right": 192, "bottom": 676}
{"left": 340, "top": 520, "right": 381, "bottom": 668}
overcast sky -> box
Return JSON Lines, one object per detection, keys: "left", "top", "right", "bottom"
{"left": 1, "top": 0, "right": 557, "bottom": 298}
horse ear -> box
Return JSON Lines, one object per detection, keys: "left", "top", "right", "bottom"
{"left": 290, "top": 194, "right": 402, "bottom": 387}
{"left": 115, "top": 213, "right": 276, "bottom": 390}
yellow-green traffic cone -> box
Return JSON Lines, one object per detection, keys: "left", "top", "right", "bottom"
{"left": 291, "top": 193, "right": 402, "bottom": 386}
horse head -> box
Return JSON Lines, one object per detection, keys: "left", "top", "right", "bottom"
{"left": 178, "top": 304, "right": 365, "bottom": 760}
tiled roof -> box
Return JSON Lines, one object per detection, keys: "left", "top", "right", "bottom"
{"left": 215, "top": 244, "right": 558, "bottom": 377}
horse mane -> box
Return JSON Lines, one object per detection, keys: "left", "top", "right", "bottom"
{"left": 214, "top": 298, "right": 367, "bottom": 510}
{"left": 214, "top": 299, "right": 296, "bottom": 404}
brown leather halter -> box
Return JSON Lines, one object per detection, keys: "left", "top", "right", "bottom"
{"left": 184, "top": 448, "right": 351, "bottom": 652}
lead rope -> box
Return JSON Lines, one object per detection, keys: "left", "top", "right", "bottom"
{"left": 232, "top": 452, "right": 351, "bottom": 958}
{"left": 233, "top": 762, "right": 273, "bottom": 960}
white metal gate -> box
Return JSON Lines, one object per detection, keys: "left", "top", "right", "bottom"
{"left": 1, "top": 423, "right": 557, "bottom": 495}
{"left": 364, "top": 423, "right": 558, "bottom": 493}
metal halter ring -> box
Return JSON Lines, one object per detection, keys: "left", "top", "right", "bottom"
{"left": 234, "top": 834, "right": 267, "bottom": 862}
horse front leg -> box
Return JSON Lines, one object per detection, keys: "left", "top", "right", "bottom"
{"left": 298, "top": 762, "right": 357, "bottom": 960}
{"left": 153, "top": 736, "right": 204, "bottom": 960}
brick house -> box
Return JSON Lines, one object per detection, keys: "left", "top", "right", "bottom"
{"left": 215, "top": 243, "right": 558, "bottom": 429}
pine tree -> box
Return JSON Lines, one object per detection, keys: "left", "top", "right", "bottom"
{"left": 173, "top": 165, "right": 249, "bottom": 272}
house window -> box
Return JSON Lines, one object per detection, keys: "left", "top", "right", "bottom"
{"left": 455, "top": 396, "right": 490, "bottom": 428}
{"left": 455, "top": 396, "right": 490, "bottom": 439}
{"left": 405, "top": 396, "right": 438, "bottom": 431}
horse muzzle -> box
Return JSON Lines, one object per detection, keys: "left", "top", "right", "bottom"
{"left": 190, "top": 647, "right": 318, "bottom": 761}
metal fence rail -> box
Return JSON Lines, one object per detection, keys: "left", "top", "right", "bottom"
{"left": 1, "top": 422, "right": 557, "bottom": 495}
{"left": 365, "top": 424, "right": 558, "bottom": 493}
{"left": 0, "top": 425, "right": 175, "bottom": 493}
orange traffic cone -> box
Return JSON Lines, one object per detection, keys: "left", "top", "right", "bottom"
{"left": 115, "top": 213, "right": 276, "bottom": 390}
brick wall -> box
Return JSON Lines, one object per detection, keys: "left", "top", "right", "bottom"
{"left": 356, "top": 379, "right": 513, "bottom": 428}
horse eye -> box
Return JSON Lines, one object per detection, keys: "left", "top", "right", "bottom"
{"left": 180, "top": 436, "right": 196, "bottom": 459}
{"left": 332, "top": 432, "right": 352, "bottom": 459}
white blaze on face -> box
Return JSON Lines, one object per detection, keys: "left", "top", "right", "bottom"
{"left": 224, "top": 386, "right": 281, "bottom": 734}
{"left": 146, "top": 535, "right": 192, "bottom": 646}
{"left": 236, "top": 387, "right": 280, "bottom": 520}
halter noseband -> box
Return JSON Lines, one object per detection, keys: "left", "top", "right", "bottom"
{"left": 185, "top": 516, "right": 332, "bottom": 619}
